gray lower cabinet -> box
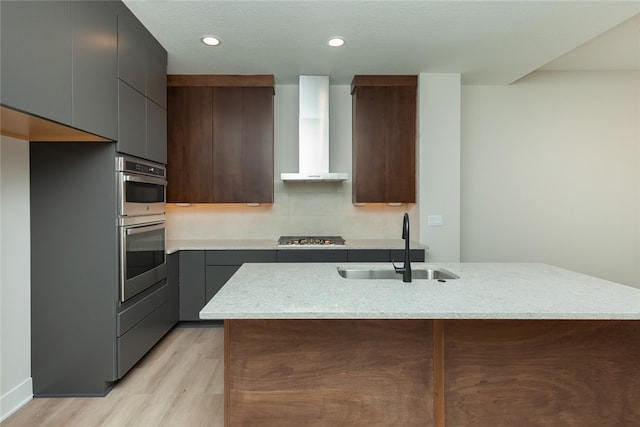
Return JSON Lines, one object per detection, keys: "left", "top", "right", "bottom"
{"left": 390, "top": 249, "right": 425, "bottom": 263}
{"left": 117, "top": 282, "right": 175, "bottom": 377}
{"left": 178, "top": 251, "right": 207, "bottom": 321}
{"left": 206, "top": 266, "right": 240, "bottom": 302}
{"left": 347, "top": 249, "right": 391, "bottom": 262}
{"left": 177, "top": 250, "right": 277, "bottom": 321}
{"left": 277, "top": 249, "right": 349, "bottom": 263}
{"left": 175, "top": 247, "right": 425, "bottom": 321}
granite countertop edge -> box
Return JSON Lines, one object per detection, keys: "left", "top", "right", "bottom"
{"left": 167, "top": 239, "right": 426, "bottom": 254}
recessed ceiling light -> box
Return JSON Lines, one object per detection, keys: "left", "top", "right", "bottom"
{"left": 328, "top": 37, "right": 345, "bottom": 47}
{"left": 201, "top": 36, "right": 221, "bottom": 46}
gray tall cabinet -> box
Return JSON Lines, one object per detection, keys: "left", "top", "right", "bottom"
{"left": 1, "top": 0, "right": 175, "bottom": 396}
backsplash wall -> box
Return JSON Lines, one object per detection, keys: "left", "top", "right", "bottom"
{"left": 166, "top": 183, "right": 417, "bottom": 240}
{"left": 166, "top": 83, "right": 419, "bottom": 241}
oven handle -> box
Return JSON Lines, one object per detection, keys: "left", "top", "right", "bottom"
{"left": 125, "top": 222, "right": 165, "bottom": 235}
{"left": 122, "top": 173, "right": 167, "bottom": 186}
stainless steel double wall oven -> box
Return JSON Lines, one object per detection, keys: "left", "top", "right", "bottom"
{"left": 117, "top": 156, "right": 167, "bottom": 302}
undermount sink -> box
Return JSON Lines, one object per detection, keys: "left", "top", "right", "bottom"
{"left": 337, "top": 267, "right": 459, "bottom": 280}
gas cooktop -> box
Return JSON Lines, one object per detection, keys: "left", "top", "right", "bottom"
{"left": 278, "top": 236, "right": 346, "bottom": 247}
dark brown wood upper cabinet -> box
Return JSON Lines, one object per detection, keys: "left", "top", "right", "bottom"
{"left": 167, "top": 75, "right": 274, "bottom": 204}
{"left": 351, "top": 76, "right": 417, "bottom": 203}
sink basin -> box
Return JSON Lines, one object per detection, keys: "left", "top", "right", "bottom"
{"left": 337, "top": 267, "right": 459, "bottom": 280}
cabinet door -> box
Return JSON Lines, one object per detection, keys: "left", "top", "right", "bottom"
{"left": 146, "top": 99, "right": 167, "bottom": 164}
{"left": 352, "top": 77, "right": 417, "bottom": 203}
{"left": 205, "top": 266, "right": 240, "bottom": 303}
{"left": 390, "top": 249, "right": 425, "bottom": 263}
{"left": 0, "top": 1, "right": 72, "bottom": 125}
{"left": 117, "top": 10, "right": 146, "bottom": 93}
{"left": 167, "top": 86, "right": 213, "bottom": 202}
{"left": 385, "top": 86, "right": 416, "bottom": 203}
{"left": 117, "top": 80, "right": 146, "bottom": 158}
{"left": 352, "top": 86, "right": 387, "bottom": 202}
{"left": 178, "top": 251, "right": 205, "bottom": 321}
{"left": 243, "top": 87, "right": 274, "bottom": 203}
{"left": 212, "top": 86, "right": 274, "bottom": 203}
{"left": 166, "top": 78, "right": 274, "bottom": 204}
{"left": 167, "top": 252, "right": 180, "bottom": 325}
{"left": 146, "top": 32, "right": 167, "bottom": 108}
{"left": 277, "top": 250, "right": 349, "bottom": 263}
{"left": 213, "top": 87, "right": 244, "bottom": 202}
{"left": 348, "top": 249, "right": 390, "bottom": 262}
{"left": 71, "top": 1, "right": 118, "bottom": 141}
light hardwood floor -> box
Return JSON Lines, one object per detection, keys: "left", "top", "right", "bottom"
{"left": 2, "top": 326, "right": 224, "bottom": 427}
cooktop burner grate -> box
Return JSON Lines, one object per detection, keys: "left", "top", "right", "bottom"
{"left": 278, "top": 236, "right": 346, "bottom": 246}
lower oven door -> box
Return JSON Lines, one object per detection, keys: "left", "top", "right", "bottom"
{"left": 120, "top": 221, "right": 167, "bottom": 302}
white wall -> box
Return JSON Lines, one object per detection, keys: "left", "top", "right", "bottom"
{"left": 461, "top": 71, "right": 640, "bottom": 288}
{"left": 418, "top": 74, "right": 461, "bottom": 261}
{"left": 167, "top": 83, "right": 417, "bottom": 241}
{"left": 0, "top": 136, "right": 32, "bottom": 421}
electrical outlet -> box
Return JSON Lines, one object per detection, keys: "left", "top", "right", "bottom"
{"left": 427, "top": 215, "right": 443, "bottom": 226}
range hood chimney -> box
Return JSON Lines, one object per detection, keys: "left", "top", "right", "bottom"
{"left": 280, "top": 75, "right": 349, "bottom": 182}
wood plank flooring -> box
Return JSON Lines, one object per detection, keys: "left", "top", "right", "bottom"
{"left": 2, "top": 326, "right": 224, "bottom": 427}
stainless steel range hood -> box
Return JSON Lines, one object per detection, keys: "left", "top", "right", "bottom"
{"left": 280, "top": 75, "right": 349, "bottom": 182}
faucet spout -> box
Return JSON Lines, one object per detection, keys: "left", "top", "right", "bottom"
{"left": 393, "top": 213, "right": 412, "bottom": 282}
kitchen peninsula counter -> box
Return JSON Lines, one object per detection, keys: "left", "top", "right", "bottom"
{"left": 199, "top": 263, "right": 640, "bottom": 426}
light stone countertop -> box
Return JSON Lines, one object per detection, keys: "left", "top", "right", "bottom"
{"left": 199, "top": 262, "right": 640, "bottom": 320}
{"left": 167, "top": 239, "right": 425, "bottom": 254}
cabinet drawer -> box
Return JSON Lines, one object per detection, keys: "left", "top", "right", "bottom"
{"left": 117, "top": 281, "right": 169, "bottom": 337}
{"left": 277, "top": 250, "right": 348, "bottom": 263}
{"left": 206, "top": 250, "right": 276, "bottom": 265}
{"left": 117, "top": 300, "right": 172, "bottom": 378}
{"left": 390, "top": 249, "right": 425, "bottom": 263}
{"left": 348, "top": 249, "right": 390, "bottom": 262}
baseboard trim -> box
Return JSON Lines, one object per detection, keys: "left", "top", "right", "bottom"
{"left": 1, "top": 377, "right": 33, "bottom": 422}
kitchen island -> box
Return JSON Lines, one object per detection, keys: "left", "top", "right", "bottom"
{"left": 200, "top": 263, "right": 640, "bottom": 426}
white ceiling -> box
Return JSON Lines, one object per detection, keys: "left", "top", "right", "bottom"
{"left": 123, "top": 1, "right": 640, "bottom": 85}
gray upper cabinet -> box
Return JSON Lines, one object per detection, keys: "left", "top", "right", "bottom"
{"left": 117, "top": 10, "right": 147, "bottom": 93}
{"left": 0, "top": 1, "right": 73, "bottom": 125}
{"left": 1, "top": 0, "right": 166, "bottom": 162}
{"left": 0, "top": 1, "right": 118, "bottom": 141}
{"left": 116, "top": 5, "right": 167, "bottom": 163}
{"left": 147, "top": 99, "right": 168, "bottom": 164}
{"left": 71, "top": 1, "right": 118, "bottom": 141}
{"left": 146, "top": 33, "right": 168, "bottom": 108}
{"left": 118, "top": 80, "right": 147, "bottom": 159}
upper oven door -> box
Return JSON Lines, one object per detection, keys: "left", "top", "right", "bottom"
{"left": 119, "top": 172, "right": 166, "bottom": 217}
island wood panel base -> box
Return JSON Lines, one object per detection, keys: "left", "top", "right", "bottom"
{"left": 223, "top": 319, "right": 639, "bottom": 426}
{"left": 225, "top": 319, "right": 434, "bottom": 427}
{"left": 443, "top": 320, "right": 640, "bottom": 426}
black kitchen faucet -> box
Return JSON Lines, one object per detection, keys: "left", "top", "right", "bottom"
{"left": 393, "top": 213, "right": 412, "bottom": 283}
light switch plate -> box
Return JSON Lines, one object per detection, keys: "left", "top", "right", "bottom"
{"left": 427, "top": 215, "right": 443, "bottom": 226}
